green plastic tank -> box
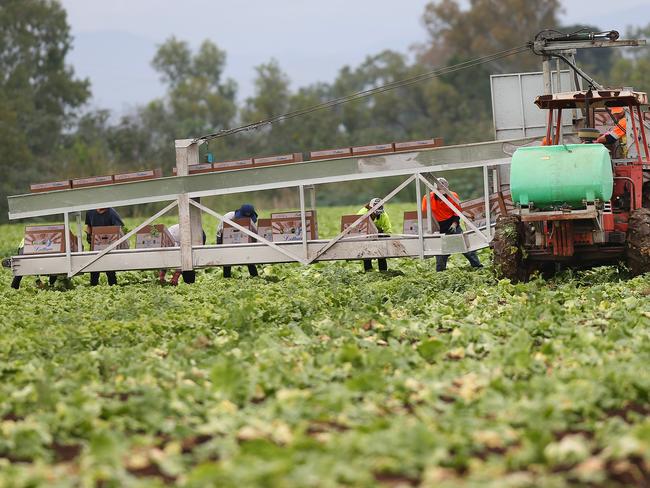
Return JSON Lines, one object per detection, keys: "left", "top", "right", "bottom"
{"left": 510, "top": 144, "right": 613, "bottom": 209}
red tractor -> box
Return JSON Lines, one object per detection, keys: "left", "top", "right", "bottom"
{"left": 493, "top": 89, "right": 650, "bottom": 280}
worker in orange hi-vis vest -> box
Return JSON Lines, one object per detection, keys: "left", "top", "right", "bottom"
{"left": 595, "top": 107, "right": 627, "bottom": 156}
{"left": 421, "top": 177, "right": 482, "bottom": 272}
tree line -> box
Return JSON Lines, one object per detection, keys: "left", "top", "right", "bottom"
{"left": 1, "top": 0, "right": 649, "bottom": 221}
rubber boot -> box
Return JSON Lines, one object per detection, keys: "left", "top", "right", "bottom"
{"left": 90, "top": 272, "right": 100, "bottom": 286}
{"left": 11, "top": 276, "right": 22, "bottom": 290}
{"left": 107, "top": 272, "right": 117, "bottom": 286}
{"left": 182, "top": 270, "right": 196, "bottom": 284}
{"left": 170, "top": 270, "right": 182, "bottom": 286}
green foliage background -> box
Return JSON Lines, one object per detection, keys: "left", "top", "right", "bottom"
{"left": 1, "top": 208, "right": 650, "bottom": 486}
{"left": 2, "top": 0, "right": 650, "bottom": 221}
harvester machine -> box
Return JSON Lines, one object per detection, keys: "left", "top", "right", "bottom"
{"left": 493, "top": 88, "right": 650, "bottom": 280}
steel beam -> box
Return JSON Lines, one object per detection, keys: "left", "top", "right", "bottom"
{"left": 7, "top": 138, "right": 522, "bottom": 220}
{"left": 9, "top": 231, "right": 490, "bottom": 277}
{"left": 534, "top": 39, "right": 645, "bottom": 53}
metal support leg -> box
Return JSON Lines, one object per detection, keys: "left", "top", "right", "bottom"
{"left": 483, "top": 166, "right": 491, "bottom": 239}
{"left": 415, "top": 177, "right": 424, "bottom": 259}
{"left": 542, "top": 56, "right": 552, "bottom": 95}
{"left": 64, "top": 212, "right": 72, "bottom": 277}
{"left": 178, "top": 194, "right": 193, "bottom": 272}
{"left": 76, "top": 213, "right": 83, "bottom": 252}
{"left": 556, "top": 57, "right": 563, "bottom": 142}
{"left": 299, "top": 185, "right": 308, "bottom": 259}
{"left": 426, "top": 188, "right": 433, "bottom": 234}
{"left": 175, "top": 139, "right": 202, "bottom": 274}
{"left": 306, "top": 184, "right": 316, "bottom": 210}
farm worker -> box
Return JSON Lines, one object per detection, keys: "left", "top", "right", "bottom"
{"left": 357, "top": 197, "right": 393, "bottom": 272}
{"left": 6, "top": 239, "right": 58, "bottom": 289}
{"left": 158, "top": 224, "right": 206, "bottom": 286}
{"left": 595, "top": 107, "right": 627, "bottom": 156}
{"left": 421, "top": 177, "right": 482, "bottom": 272}
{"left": 216, "top": 204, "right": 259, "bottom": 278}
{"left": 85, "top": 208, "right": 123, "bottom": 286}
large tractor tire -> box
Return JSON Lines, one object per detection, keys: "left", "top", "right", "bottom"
{"left": 643, "top": 182, "right": 650, "bottom": 209}
{"left": 625, "top": 208, "right": 650, "bottom": 276}
{"left": 492, "top": 215, "right": 529, "bottom": 282}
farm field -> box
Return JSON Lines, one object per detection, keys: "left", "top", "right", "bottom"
{"left": 0, "top": 206, "right": 649, "bottom": 487}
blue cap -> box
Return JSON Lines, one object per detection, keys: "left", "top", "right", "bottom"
{"left": 235, "top": 204, "right": 258, "bottom": 223}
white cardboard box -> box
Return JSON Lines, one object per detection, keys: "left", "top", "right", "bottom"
{"left": 271, "top": 210, "right": 318, "bottom": 241}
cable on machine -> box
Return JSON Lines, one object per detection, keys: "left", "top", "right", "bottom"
{"left": 194, "top": 43, "right": 531, "bottom": 144}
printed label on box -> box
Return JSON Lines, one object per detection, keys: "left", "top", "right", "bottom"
{"left": 340, "top": 215, "right": 378, "bottom": 236}
{"left": 256, "top": 219, "right": 273, "bottom": 242}
{"left": 310, "top": 148, "right": 352, "bottom": 159}
{"left": 92, "top": 226, "right": 129, "bottom": 251}
{"left": 403, "top": 211, "right": 419, "bottom": 235}
{"left": 30, "top": 180, "right": 71, "bottom": 192}
{"left": 135, "top": 225, "right": 175, "bottom": 248}
{"left": 254, "top": 154, "right": 295, "bottom": 165}
{"left": 23, "top": 225, "right": 77, "bottom": 254}
{"left": 114, "top": 169, "right": 161, "bottom": 181}
{"left": 213, "top": 159, "right": 253, "bottom": 169}
{"left": 222, "top": 218, "right": 254, "bottom": 244}
{"left": 271, "top": 210, "right": 318, "bottom": 241}
{"left": 352, "top": 144, "right": 394, "bottom": 155}
{"left": 394, "top": 138, "right": 443, "bottom": 151}
{"left": 73, "top": 175, "right": 114, "bottom": 187}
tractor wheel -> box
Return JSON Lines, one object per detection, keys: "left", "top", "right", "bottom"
{"left": 625, "top": 208, "right": 650, "bottom": 276}
{"left": 643, "top": 182, "right": 650, "bottom": 209}
{"left": 492, "top": 215, "right": 529, "bottom": 282}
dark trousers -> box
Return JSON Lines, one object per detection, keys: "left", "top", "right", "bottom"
{"left": 217, "top": 235, "right": 258, "bottom": 278}
{"left": 11, "top": 275, "right": 58, "bottom": 289}
{"left": 363, "top": 258, "right": 388, "bottom": 272}
{"left": 223, "top": 264, "right": 258, "bottom": 278}
{"left": 90, "top": 271, "right": 117, "bottom": 286}
{"left": 435, "top": 222, "right": 481, "bottom": 271}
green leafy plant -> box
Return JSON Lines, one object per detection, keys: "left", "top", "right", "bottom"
{"left": 0, "top": 208, "right": 648, "bottom": 487}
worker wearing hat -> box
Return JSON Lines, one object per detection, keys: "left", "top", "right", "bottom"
{"left": 595, "top": 107, "right": 627, "bottom": 156}
{"left": 421, "top": 177, "right": 482, "bottom": 272}
{"left": 216, "top": 204, "right": 259, "bottom": 278}
{"left": 357, "top": 197, "right": 393, "bottom": 272}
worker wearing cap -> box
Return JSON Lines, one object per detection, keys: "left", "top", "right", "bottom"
{"left": 595, "top": 107, "right": 627, "bottom": 157}
{"left": 357, "top": 198, "right": 393, "bottom": 272}
{"left": 421, "top": 178, "right": 482, "bottom": 272}
{"left": 216, "top": 204, "right": 259, "bottom": 278}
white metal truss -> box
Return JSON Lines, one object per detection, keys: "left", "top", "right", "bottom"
{"left": 6, "top": 139, "right": 517, "bottom": 280}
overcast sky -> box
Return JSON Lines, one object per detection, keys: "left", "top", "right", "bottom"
{"left": 59, "top": 0, "right": 650, "bottom": 114}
